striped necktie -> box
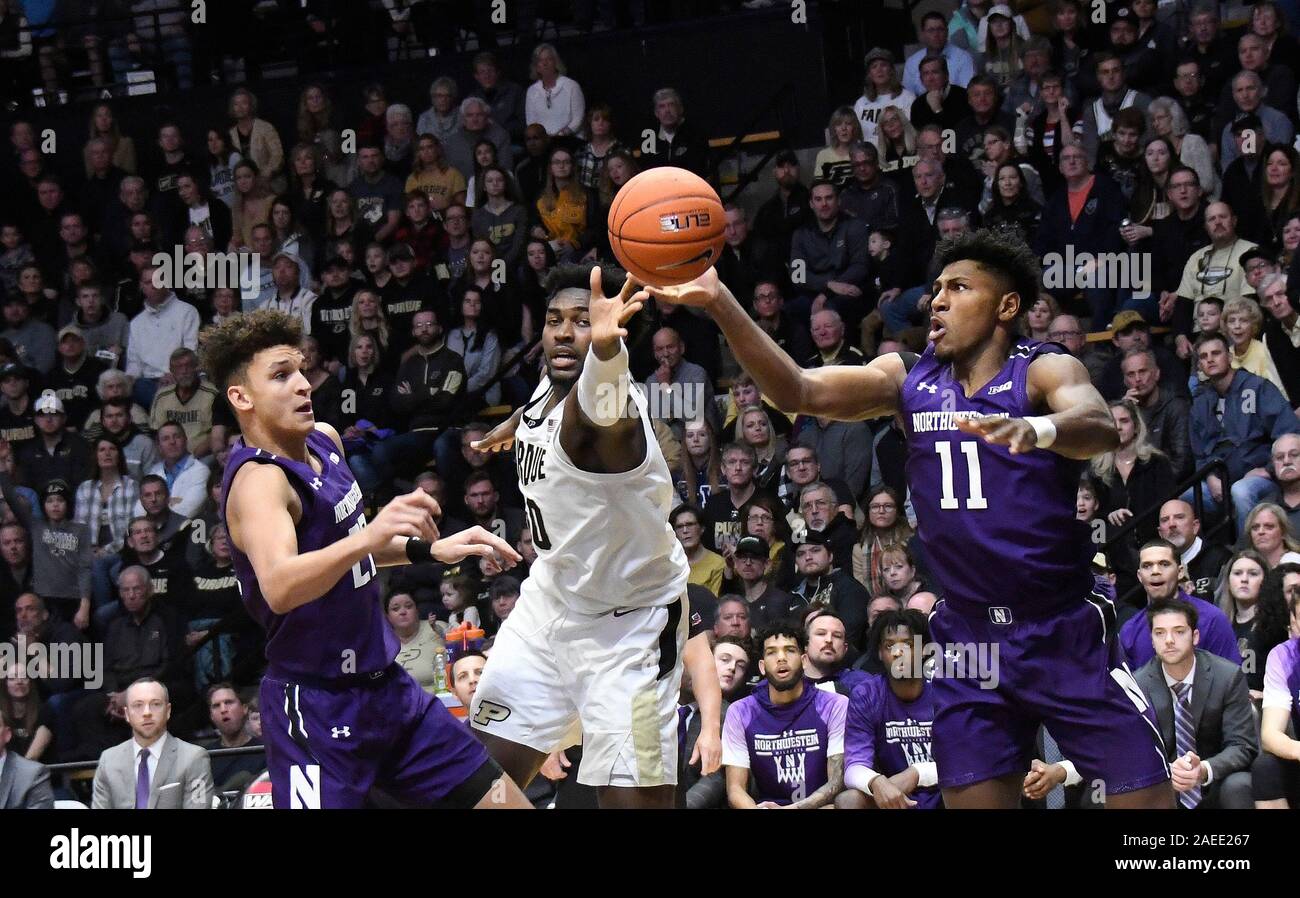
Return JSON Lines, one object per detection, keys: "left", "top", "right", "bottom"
{"left": 1170, "top": 681, "right": 1201, "bottom": 809}
{"left": 1041, "top": 728, "right": 1066, "bottom": 810}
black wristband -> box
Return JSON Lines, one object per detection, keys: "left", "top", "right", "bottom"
{"left": 405, "top": 537, "right": 434, "bottom": 564}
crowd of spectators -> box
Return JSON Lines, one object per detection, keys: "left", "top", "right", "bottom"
{"left": 2, "top": 0, "right": 1300, "bottom": 811}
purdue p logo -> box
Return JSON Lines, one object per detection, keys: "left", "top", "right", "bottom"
{"left": 472, "top": 700, "right": 512, "bottom": 727}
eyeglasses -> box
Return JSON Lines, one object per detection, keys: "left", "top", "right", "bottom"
{"left": 748, "top": 512, "right": 774, "bottom": 523}
{"left": 1048, "top": 329, "right": 1082, "bottom": 339}
{"left": 868, "top": 503, "right": 896, "bottom": 512}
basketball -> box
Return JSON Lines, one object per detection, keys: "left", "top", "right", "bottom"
{"left": 607, "top": 167, "right": 727, "bottom": 286}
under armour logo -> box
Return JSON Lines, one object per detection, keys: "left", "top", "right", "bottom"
{"left": 331, "top": 726, "right": 351, "bottom": 739}
{"left": 916, "top": 381, "right": 937, "bottom": 394}
{"left": 309, "top": 477, "right": 323, "bottom": 491}
{"left": 987, "top": 381, "right": 1012, "bottom": 395}
{"left": 329, "top": 453, "right": 340, "bottom": 464}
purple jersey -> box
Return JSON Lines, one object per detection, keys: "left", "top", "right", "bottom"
{"left": 845, "top": 674, "right": 942, "bottom": 809}
{"left": 900, "top": 340, "right": 1094, "bottom": 618}
{"left": 721, "top": 680, "right": 846, "bottom": 806}
{"left": 221, "top": 429, "right": 397, "bottom": 680}
{"left": 1263, "top": 638, "right": 1300, "bottom": 737}
{"left": 1118, "top": 590, "right": 1243, "bottom": 669}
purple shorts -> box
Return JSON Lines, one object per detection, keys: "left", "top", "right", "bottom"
{"left": 928, "top": 587, "right": 1170, "bottom": 796}
{"left": 261, "top": 664, "right": 494, "bottom": 808}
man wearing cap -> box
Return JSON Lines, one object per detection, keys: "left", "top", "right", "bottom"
{"left": 1, "top": 294, "right": 56, "bottom": 377}
{"left": 0, "top": 474, "right": 92, "bottom": 629}
{"left": 1095, "top": 311, "right": 1187, "bottom": 401}
{"left": 754, "top": 151, "right": 810, "bottom": 273}
{"left": 263, "top": 252, "right": 316, "bottom": 333}
{"left": 1106, "top": 6, "right": 1161, "bottom": 92}
{"left": 17, "top": 391, "right": 91, "bottom": 494}
{"left": 309, "top": 256, "right": 358, "bottom": 370}
{"left": 125, "top": 264, "right": 200, "bottom": 410}
{"left": 149, "top": 348, "right": 218, "bottom": 460}
{"left": 0, "top": 364, "right": 37, "bottom": 456}
{"left": 790, "top": 530, "right": 870, "bottom": 650}
{"left": 854, "top": 49, "right": 916, "bottom": 146}
{"left": 383, "top": 243, "right": 442, "bottom": 357}
{"left": 902, "top": 11, "right": 975, "bottom": 97}
{"left": 46, "top": 323, "right": 107, "bottom": 429}
{"left": 1168, "top": 202, "right": 1258, "bottom": 356}
{"left": 725, "top": 534, "right": 804, "bottom": 631}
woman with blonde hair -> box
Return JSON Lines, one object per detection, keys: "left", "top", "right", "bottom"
{"left": 348, "top": 288, "right": 391, "bottom": 366}
{"left": 229, "top": 159, "right": 276, "bottom": 250}
{"left": 1245, "top": 503, "right": 1300, "bottom": 569}
{"left": 229, "top": 87, "right": 285, "bottom": 186}
{"left": 852, "top": 485, "right": 915, "bottom": 595}
{"left": 679, "top": 417, "right": 723, "bottom": 507}
{"left": 738, "top": 404, "right": 788, "bottom": 489}
{"left": 814, "top": 107, "right": 863, "bottom": 188}
{"left": 873, "top": 106, "right": 919, "bottom": 186}
{"left": 1090, "top": 399, "right": 1173, "bottom": 544}
{"left": 1223, "top": 295, "right": 1288, "bottom": 400}
{"left": 83, "top": 101, "right": 136, "bottom": 175}
{"left": 525, "top": 43, "right": 585, "bottom": 138}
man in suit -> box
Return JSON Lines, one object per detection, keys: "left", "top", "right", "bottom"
{"left": 1135, "top": 599, "right": 1257, "bottom": 809}
{"left": 0, "top": 705, "right": 53, "bottom": 809}
{"left": 92, "top": 677, "right": 214, "bottom": 809}
{"left": 677, "top": 662, "right": 729, "bottom": 810}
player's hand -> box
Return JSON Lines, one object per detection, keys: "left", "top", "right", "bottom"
{"left": 368, "top": 489, "right": 441, "bottom": 551}
{"left": 432, "top": 525, "right": 523, "bottom": 567}
{"left": 1022, "top": 759, "right": 1067, "bottom": 800}
{"left": 540, "top": 750, "right": 571, "bottom": 781}
{"left": 691, "top": 724, "right": 723, "bottom": 776}
{"left": 589, "top": 266, "right": 645, "bottom": 356}
{"left": 471, "top": 415, "right": 519, "bottom": 454}
{"left": 954, "top": 415, "right": 1041, "bottom": 454}
{"left": 1107, "top": 508, "right": 1133, "bottom": 526}
{"left": 754, "top": 800, "right": 783, "bottom": 809}
{"left": 870, "top": 776, "right": 917, "bottom": 809}
{"left": 890, "top": 766, "right": 920, "bottom": 796}
{"left": 643, "top": 266, "right": 722, "bottom": 310}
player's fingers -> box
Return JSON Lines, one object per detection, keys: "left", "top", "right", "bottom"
{"left": 618, "top": 299, "right": 644, "bottom": 325}
{"left": 474, "top": 530, "right": 522, "bottom": 563}
{"left": 589, "top": 265, "right": 605, "bottom": 301}
{"left": 617, "top": 273, "right": 642, "bottom": 305}
{"left": 689, "top": 742, "right": 700, "bottom": 766}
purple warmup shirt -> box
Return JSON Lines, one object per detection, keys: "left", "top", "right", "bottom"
{"left": 721, "top": 679, "right": 847, "bottom": 806}
{"left": 900, "top": 340, "right": 1094, "bottom": 618}
{"left": 845, "top": 673, "right": 942, "bottom": 809}
{"left": 222, "top": 429, "right": 397, "bottom": 680}
{"left": 1263, "top": 638, "right": 1300, "bottom": 737}
{"left": 1118, "top": 590, "right": 1242, "bottom": 669}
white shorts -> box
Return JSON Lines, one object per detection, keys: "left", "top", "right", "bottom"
{"left": 470, "top": 581, "right": 688, "bottom": 788}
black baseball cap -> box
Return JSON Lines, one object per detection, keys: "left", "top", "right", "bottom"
{"left": 0, "top": 362, "right": 29, "bottom": 381}
{"left": 774, "top": 149, "right": 799, "bottom": 167}
{"left": 1232, "top": 113, "right": 1263, "bottom": 135}
{"left": 43, "top": 479, "right": 71, "bottom": 499}
{"left": 735, "top": 536, "right": 770, "bottom": 559}
{"left": 799, "top": 528, "right": 832, "bottom": 548}
{"left": 323, "top": 254, "right": 350, "bottom": 271}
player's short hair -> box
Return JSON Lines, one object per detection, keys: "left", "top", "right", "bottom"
{"left": 1145, "top": 597, "right": 1199, "bottom": 631}
{"left": 544, "top": 263, "right": 627, "bottom": 306}
{"left": 200, "top": 308, "right": 305, "bottom": 392}
{"left": 757, "top": 620, "right": 806, "bottom": 654}
{"left": 866, "top": 609, "right": 929, "bottom": 661}
{"left": 935, "top": 229, "right": 1041, "bottom": 310}
{"left": 1138, "top": 537, "right": 1179, "bottom": 560}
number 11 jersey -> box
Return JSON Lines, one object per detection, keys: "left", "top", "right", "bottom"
{"left": 899, "top": 339, "right": 1094, "bottom": 619}
{"left": 513, "top": 375, "right": 689, "bottom": 614}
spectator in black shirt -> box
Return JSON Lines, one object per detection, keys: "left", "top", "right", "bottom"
{"left": 839, "top": 143, "right": 900, "bottom": 233}
{"left": 751, "top": 280, "right": 812, "bottom": 365}
{"left": 199, "top": 683, "right": 264, "bottom": 794}
{"left": 46, "top": 325, "right": 105, "bottom": 430}
{"left": 1158, "top": 499, "right": 1233, "bottom": 604}
{"left": 0, "top": 363, "right": 35, "bottom": 457}
{"left": 910, "top": 56, "right": 971, "bottom": 133}
{"left": 754, "top": 150, "right": 810, "bottom": 271}
{"left": 17, "top": 391, "right": 90, "bottom": 493}
{"left": 644, "top": 88, "right": 709, "bottom": 177}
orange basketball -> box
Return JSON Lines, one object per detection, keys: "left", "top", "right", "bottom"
{"left": 607, "top": 167, "right": 726, "bottom": 286}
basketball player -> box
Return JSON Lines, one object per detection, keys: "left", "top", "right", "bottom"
{"left": 206, "top": 310, "right": 530, "bottom": 809}
{"left": 467, "top": 265, "right": 722, "bottom": 809}
{"left": 650, "top": 231, "right": 1173, "bottom": 809}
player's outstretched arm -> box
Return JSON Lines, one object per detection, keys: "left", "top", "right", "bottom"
{"left": 471, "top": 407, "right": 524, "bottom": 454}
{"left": 645, "top": 269, "right": 903, "bottom": 421}
{"left": 684, "top": 631, "right": 722, "bottom": 776}
{"left": 955, "top": 353, "right": 1119, "bottom": 459}
{"left": 227, "top": 464, "right": 439, "bottom": 614}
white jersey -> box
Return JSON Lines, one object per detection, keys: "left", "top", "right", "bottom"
{"left": 513, "top": 376, "right": 689, "bottom": 614}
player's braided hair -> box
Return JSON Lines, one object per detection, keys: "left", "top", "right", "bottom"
{"left": 200, "top": 309, "right": 305, "bottom": 392}
{"left": 935, "top": 228, "right": 1041, "bottom": 312}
